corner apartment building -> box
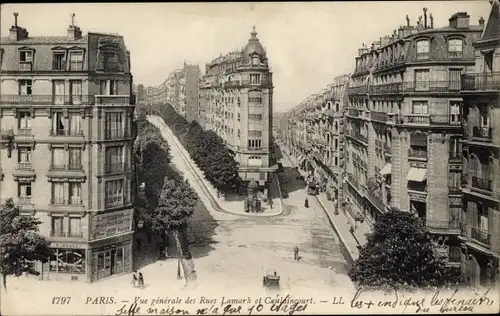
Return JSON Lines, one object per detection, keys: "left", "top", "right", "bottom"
{"left": 276, "top": 75, "right": 350, "bottom": 208}
{"left": 198, "top": 27, "right": 277, "bottom": 187}
{"left": 0, "top": 14, "right": 136, "bottom": 282}
{"left": 459, "top": 0, "right": 500, "bottom": 287}
{"left": 346, "top": 9, "right": 482, "bottom": 264}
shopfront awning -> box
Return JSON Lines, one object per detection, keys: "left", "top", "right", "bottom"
{"left": 407, "top": 167, "right": 427, "bottom": 182}
{"left": 380, "top": 163, "right": 392, "bottom": 176}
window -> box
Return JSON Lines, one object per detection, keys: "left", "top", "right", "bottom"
{"left": 52, "top": 182, "right": 66, "bottom": 204}
{"left": 248, "top": 139, "right": 262, "bottom": 148}
{"left": 250, "top": 74, "right": 261, "bottom": 85}
{"left": 448, "top": 69, "right": 462, "bottom": 91}
{"left": 409, "top": 133, "right": 428, "bottom": 158}
{"left": 70, "top": 80, "right": 82, "bottom": 105}
{"left": 69, "top": 217, "right": 82, "bottom": 237}
{"left": 69, "top": 113, "right": 82, "bottom": 136}
{"left": 52, "top": 112, "right": 66, "bottom": 136}
{"left": 105, "top": 179, "right": 124, "bottom": 207}
{"left": 416, "top": 40, "right": 429, "bottom": 59}
{"left": 53, "top": 80, "right": 65, "bottom": 105}
{"left": 412, "top": 101, "right": 428, "bottom": 114}
{"left": 248, "top": 156, "right": 262, "bottom": 167}
{"left": 18, "top": 80, "right": 32, "bottom": 95}
{"left": 52, "top": 148, "right": 65, "bottom": 169}
{"left": 69, "top": 51, "right": 83, "bottom": 71}
{"left": 105, "top": 146, "right": 124, "bottom": 173}
{"left": 18, "top": 112, "right": 32, "bottom": 129}
{"left": 414, "top": 69, "right": 430, "bottom": 91}
{"left": 105, "top": 112, "right": 124, "bottom": 139}
{"left": 69, "top": 148, "right": 82, "bottom": 170}
{"left": 51, "top": 217, "right": 64, "bottom": 236}
{"left": 449, "top": 101, "right": 461, "bottom": 124}
{"left": 20, "top": 50, "right": 33, "bottom": 62}
{"left": 17, "top": 147, "right": 32, "bottom": 169}
{"left": 100, "top": 80, "right": 118, "bottom": 95}
{"left": 448, "top": 172, "right": 461, "bottom": 190}
{"left": 69, "top": 183, "right": 82, "bottom": 204}
{"left": 18, "top": 182, "right": 32, "bottom": 198}
{"left": 448, "top": 39, "right": 463, "bottom": 58}
{"left": 53, "top": 52, "right": 65, "bottom": 70}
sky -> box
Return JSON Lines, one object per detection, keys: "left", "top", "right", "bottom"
{"left": 0, "top": 1, "right": 492, "bottom": 111}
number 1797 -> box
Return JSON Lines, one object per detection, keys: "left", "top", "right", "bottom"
{"left": 52, "top": 297, "right": 71, "bottom": 304}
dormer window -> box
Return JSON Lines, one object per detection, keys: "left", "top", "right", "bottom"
{"left": 69, "top": 51, "right": 83, "bottom": 71}
{"left": 252, "top": 55, "right": 260, "bottom": 66}
{"left": 19, "top": 48, "right": 34, "bottom": 71}
{"left": 416, "top": 39, "right": 430, "bottom": 60}
{"left": 448, "top": 39, "right": 463, "bottom": 59}
{"left": 20, "top": 50, "right": 33, "bottom": 62}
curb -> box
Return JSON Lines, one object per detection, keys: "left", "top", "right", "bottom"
{"left": 149, "top": 116, "right": 283, "bottom": 218}
{"left": 278, "top": 144, "right": 357, "bottom": 268}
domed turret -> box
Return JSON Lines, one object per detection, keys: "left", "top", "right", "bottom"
{"left": 242, "top": 26, "right": 267, "bottom": 64}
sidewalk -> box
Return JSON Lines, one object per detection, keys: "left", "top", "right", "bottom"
{"left": 148, "top": 116, "right": 283, "bottom": 218}
{"left": 278, "top": 142, "right": 372, "bottom": 268}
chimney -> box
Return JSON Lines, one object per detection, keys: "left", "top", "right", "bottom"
{"left": 479, "top": 17, "right": 485, "bottom": 26}
{"left": 9, "top": 13, "right": 28, "bottom": 41}
{"left": 423, "top": 8, "right": 428, "bottom": 28}
{"left": 406, "top": 14, "right": 410, "bottom": 27}
{"left": 67, "top": 13, "right": 82, "bottom": 40}
{"left": 449, "top": 12, "right": 470, "bottom": 29}
{"left": 430, "top": 13, "right": 434, "bottom": 28}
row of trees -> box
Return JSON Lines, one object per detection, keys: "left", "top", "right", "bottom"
{"left": 134, "top": 117, "right": 199, "bottom": 285}
{"left": 348, "top": 208, "right": 465, "bottom": 290}
{"left": 148, "top": 103, "right": 243, "bottom": 196}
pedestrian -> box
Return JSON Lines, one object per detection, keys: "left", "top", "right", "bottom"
{"left": 304, "top": 197, "right": 309, "bottom": 208}
{"left": 294, "top": 246, "right": 299, "bottom": 261}
{"left": 138, "top": 272, "right": 144, "bottom": 289}
{"left": 131, "top": 270, "right": 138, "bottom": 287}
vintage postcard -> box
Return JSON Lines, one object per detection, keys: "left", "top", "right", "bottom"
{"left": 0, "top": 1, "right": 499, "bottom": 315}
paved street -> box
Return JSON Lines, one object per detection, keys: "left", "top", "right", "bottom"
{"left": 148, "top": 115, "right": 353, "bottom": 295}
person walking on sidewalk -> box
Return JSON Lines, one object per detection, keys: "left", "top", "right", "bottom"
{"left": 138, "top": 272, "right": 145, "bottom": 289}
{"left": 294, "top": 246, "right": 300, "bottom": 261}
{"left": 131, "top": 270, "right": 138, "bottom": 287}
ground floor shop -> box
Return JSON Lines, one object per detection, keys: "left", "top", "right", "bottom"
{"left": 460, "top": 242, "right": 500, "bottom": 287}
{"left": 36, "top": 234, "right": 133, "bottom": 282}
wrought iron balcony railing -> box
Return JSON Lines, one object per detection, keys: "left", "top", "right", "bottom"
{"left": 472, "top": 126, "right": 493, "bottom": 140}
{"left": 17, "top": 161, "right": 33, "bottom": 169}
{"left": 49, "top": 129, "right": 84, "bottom": 137}
{"left": 461, "top": 72, "right": 500, "bottom": 91}
{"left": 18, "top": 196, "right": 32, "bottom": 204}
{"left": 408, "top": 148, "right": 428, "bottom": 159}
{"left": 50, "top": 231, "right": 84, "bottom": 238}
{"left": 426, "top": 219, "right": 460, "bottom": 232}
{"left": 371, "top": 111, "right": 388, "bottom": 122}
{"left": 471, "top": 227, "right": 491, "bottom": 245}
{"left": 0, "top": 94, "right": 93, "bottom": 105}
{"left": 471, "top": 176, "right": 492, "bottom": 192}
{"left": 17, "top": 128, "right": 32, "bottom": 136}
{"left": 104, "top": 162, "right": 127, "bottom": 174}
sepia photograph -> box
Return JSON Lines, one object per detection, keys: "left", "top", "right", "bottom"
{"left": 0, "top": 1, "right": 499, "bottom": 315}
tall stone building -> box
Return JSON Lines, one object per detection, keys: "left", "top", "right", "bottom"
{"left": 346, "top": 9, "right": 482, "bottom": 263}
{"left": 459, "top": 0, "right": 500, "bottom": 287}
{"left": 199, "top": 27, "right": 277, "bottom": 187}
{"left": 0, "top": 14, "right": 136, "bottom": 282}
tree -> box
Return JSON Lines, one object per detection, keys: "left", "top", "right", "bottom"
{"left": 0, "top": 199, "right": 51, "bottom": 291}
{"left": 348, "top": 207, "right": 464, "bottom": 290}
{"left": 148, "top": 178, "right": 199, "bottom": 286}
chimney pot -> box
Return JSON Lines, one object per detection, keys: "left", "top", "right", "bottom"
{"left": 430, "top": 13, "right": 434, "bottom": 28}
{"left": 406, "top": 14, "right": 410, "bottom": 27}
{"left": 14, "top": 12, "right": 18, "bottom": 27}
{"left": 423, "top": 7, "right": 428, "bottom": 28}
{"left": 479, "top": 17, "right": 485, "bottom": 26}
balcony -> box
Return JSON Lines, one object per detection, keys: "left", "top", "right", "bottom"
{"left": 0, "top": 94, "right": 94, "bottom": 105}
{"left": 348, "top": 86, "right": 367, "bottom": 95}
{"left": 347, "top": 108, "right": 360, "bottom": 117}
{"left": 19, "top": 62, "right": 32, "bottom": 71}
{"left": 17, "top": 128, "right": 32, "bottom": 136}
{"left": 17, "top": 161, "right": 33, "bottom": 170}
{"left": 248, "top": 97, "right": 262, "bottom": 103}
{"left": 416, "top": 52, "right": 430, "bottom": 60}
{"left": 104, "top": 162, "right": 127, "bottom": 174}
{"left": 461, "top": 72, "right": 500, "bottom": 91}
{"left": 18, "top": 196, "right": 32, "bottom": 204}
{"left": 472, "top": 126, "right": 492, "bottom": 141}
{"left": 50, "top": 231, "right": 84, "bottom": 238}
{"left": 370, "top": 82, "right": 403, "bottom": 95}
{"left": 401, "top": 114, "right": 430, "bottom": 125}
{"left": 426, "top": 219, "right": 460, "bottom": 233}
{"left": 371, "top": 111, "right": 388, "bottom": 123}
{"left": 429, "top": 115, "right": 461, "bottom": 126}
{"left": 105, "top": 196, "right": 125, "bottom": 208}
{"left": 404, "top": 81, "right": 462, "bottom": 92}
{"left": 408, "top": 148, "right": 428, "bottom": 159}
{"left": 471, "top": 176, "right": 492, "bottom": 192}
{"left": 49, "top": 129, "right": 84, "bottom": 137}
{"left": 95, "top": 95, "right": 131, "bottom": 106}
{"left": 471, "top": 227, "right": 491, "bottom": 245}
{"left": 448, "top": 186, "right": 461, "bottom": 195}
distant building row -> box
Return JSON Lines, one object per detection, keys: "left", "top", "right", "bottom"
{"left": 143, "top": 28, "right": 277, "bottom": 188}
